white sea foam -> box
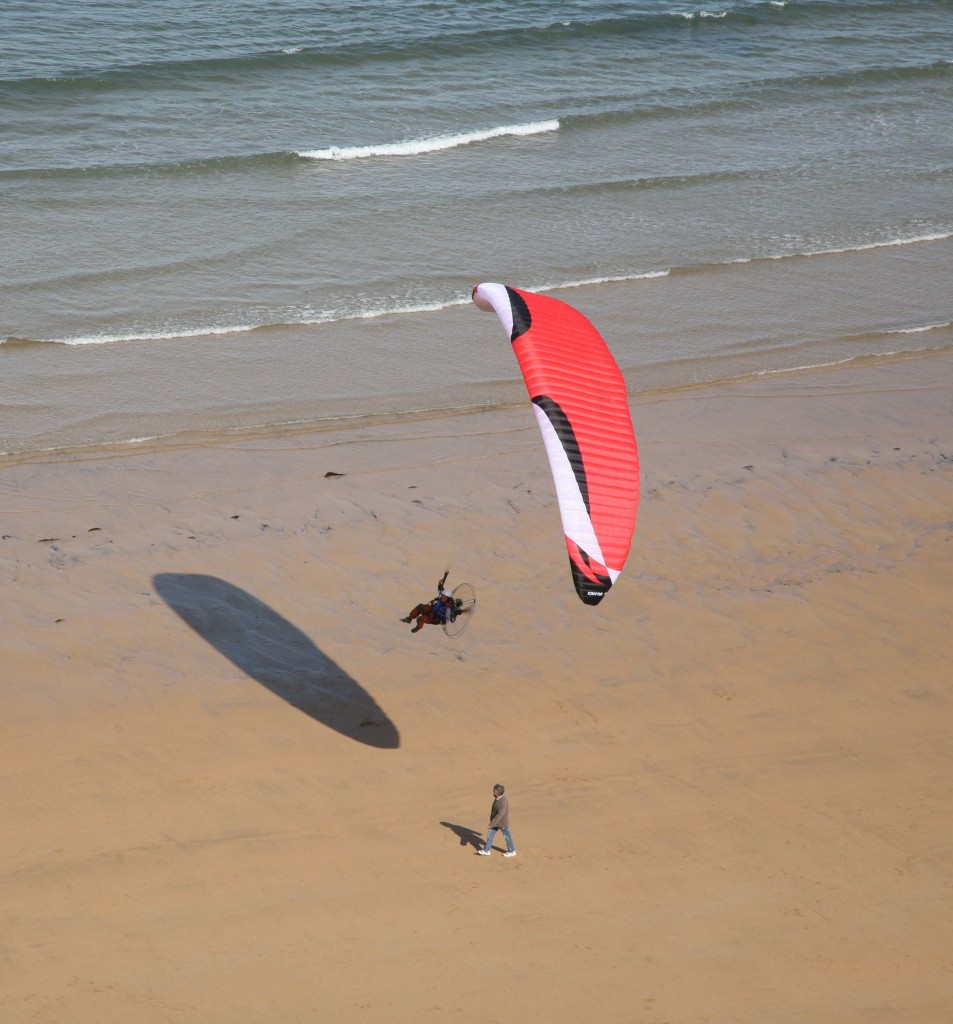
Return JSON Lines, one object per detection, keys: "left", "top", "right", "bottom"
{"left": 44, "top": 231, "right": 952, "bottom": 352}
{"left": 47, "top": 323, "right": 260, "bottom": 346}
{"left": 543, "top": 269, "right": 670, "bottom": 291}
{"left": 753, "top": 355, "right": 893, "bottom": 377}
{"left": 730, "top": 230, "right": 953, "bottom": 266}
{"left": 0, "top": 432, "right": 173, "bottom": 458}
{"left": 675, "top": 9, "right": 728, "bottom": 20}
{"left": 25, "top": 271, "right": 672, "bottom": 347}
{"left": 25, "top": 228, "right": 946, "bottom": 348}
{"left": 30, "top": 302, "right": 473, "bottom": 346}
{"left": 298, "top": 120, "right": 560, "bottom": 161}
{"left": 888, "top": 321, "right": 952, "bottom": 335}
{"left": 749, "top": 344, "right": 953, "bottom": 381}
{"left": 827, "top": 230, "right": 952, "bottom": 253}
{"left": 301, "top": 296, "right": 473, "bottom": 324}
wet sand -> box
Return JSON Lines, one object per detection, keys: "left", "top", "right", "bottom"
{"left": 1, "top": 352, "right": 952, "bottom": 1023}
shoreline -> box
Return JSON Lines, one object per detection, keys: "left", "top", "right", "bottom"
{"left": 5, "top": 342, "right": 952, "bottom": 469}
{"left": 5, "top": 237, "right": 953, "bottom": 461}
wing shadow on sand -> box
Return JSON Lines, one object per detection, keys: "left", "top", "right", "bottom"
{"left": 153, "top": 573, "right": 399, "bottom": 749}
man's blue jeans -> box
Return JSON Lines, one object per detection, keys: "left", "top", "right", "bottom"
{"left": 483, "top": 826, "right": 515, "bottom": 854}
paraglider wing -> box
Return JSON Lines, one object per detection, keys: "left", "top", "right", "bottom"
{"left": 472, "top": 283, "right": 639, "bottom": 605}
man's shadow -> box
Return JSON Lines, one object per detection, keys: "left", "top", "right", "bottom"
{"left": 153, "top": 573, "right": 398, "bottom": 748}
{"left": 440, "top": 821, "right": 484, "bottom": 851}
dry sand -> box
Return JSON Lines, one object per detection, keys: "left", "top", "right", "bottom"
{"left": 2, "top": 352, "right": 952, "bottom": 1023}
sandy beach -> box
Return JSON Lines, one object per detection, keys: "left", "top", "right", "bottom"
{"left": 2, "top": 351, "right": 952, "bottom": 1024}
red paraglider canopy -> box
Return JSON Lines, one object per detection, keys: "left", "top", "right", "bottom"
{"left": 473, "top": 283, "right": 639, "bottom": 605}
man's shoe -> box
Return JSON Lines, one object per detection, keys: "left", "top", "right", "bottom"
{"left": 503, "top": 851, "right": 517, "bottom": 858}
{"left": 477, "top": 850, "right": 490, "bottom": 856}
{"left": 400, "top": 616, "right": 412, "bottom": 623}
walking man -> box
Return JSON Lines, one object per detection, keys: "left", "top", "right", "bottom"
{"left": 478, "top": 783, "right": 516, "bottom": 857}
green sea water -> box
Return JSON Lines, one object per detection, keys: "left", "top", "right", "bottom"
{"left": 2, "top": 0, "right": 952, "bottom": 454}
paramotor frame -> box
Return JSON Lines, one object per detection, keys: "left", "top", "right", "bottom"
{"left": 442, "top": 582, "right": 476, "bottom": 638}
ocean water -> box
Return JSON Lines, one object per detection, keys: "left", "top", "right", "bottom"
{"left": 2, "top": 0, "right": 953, "bottom": 456}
